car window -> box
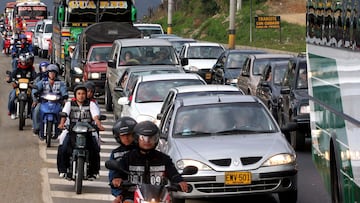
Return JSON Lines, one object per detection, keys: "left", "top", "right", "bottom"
{"left": 173, "top": 102, "right": 277, "bottom": 137}
{"left": 44, "top": 24, "right": 52, "bottom": 33}
{"left": 273, "top": 65, "right": 288, "bottom": 85}
{"left": 296, "top": 66, "right": 308, "bottom": 89}
{"left": 227, "top": 53, "right": 248, "bottom": 68}
{"left": 119, "top": 46, "right": 178, "bottom": 66}
{"left": 89, "top": 46, "right": 111, "bottom": 62}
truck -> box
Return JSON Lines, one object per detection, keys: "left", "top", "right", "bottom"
{"left": 76, "top": 22, "right": 141, "bottom": 97}
{"left": 12, "top": 0, "right": 47, "bottom": 32}
{"left": 52, "top": 0, "right": 136, "bottom": 75}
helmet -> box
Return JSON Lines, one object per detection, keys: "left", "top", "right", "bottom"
{"left": 19, "top": 34, "right": 26, "bottom": 40}
{"left": 25, "top": 52, "right": 34, "bottom": 66}
{"left": 39, "top": 61, "right": 49, "bottom": 73}
{"left": 73, "top": 84, "right": 87, "bottom": 95}
{"left": 112, "top": 117, "right": 137, "bottom": 144}
{"left": 18, "top": 53, "right": 27, "bottom": 69}
{"left": 134, "top": 121, "right": 159, "bottom": 151}
{"left": 47, "top": 64, "right": 59, "bottom": 75}
{"left": 84, "top": 81, "right": 96, "bottom": 92}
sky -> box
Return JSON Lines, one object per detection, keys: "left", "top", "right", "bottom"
{"left": 1, "top": 0, "right": 161, "bottom": 21}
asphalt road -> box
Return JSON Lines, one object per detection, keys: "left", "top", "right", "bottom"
{"left": 0, "top": 53, "right": 331, "bottom": 203}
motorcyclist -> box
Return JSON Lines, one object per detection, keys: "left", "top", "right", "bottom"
{"left": 57, "top": 84, "right": 105, "bottom": 179}
{"left": 108, "top": 117, "right": 137, "bottom": 203}
{"left": 32, "top": 64, "right": 68, "bottom": 138}
{"left": 34, "top": 61, "right": 49, "bottom": 84}
{"left": 11, "top": 34, "right": 33, "bottom": 72}
{"left": 112, "top": 121, "right": 189, "bottom": 196}
{"left": 6, "top": 52, "right": 36, "bottom": 119}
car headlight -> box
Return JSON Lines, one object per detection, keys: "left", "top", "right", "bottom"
{"left": 176, "top": 159, "right": 212, "bottom": 171}
{"left": 226, "top": 78, "right": 238, "bottom": 84}
{"left": 19, "top": 83, "right": 28, "bottom": 89}
{"left": 136, "top": 115, "right": 156, "bottom": 123}
{"left": 74, "top": 67, "right": 83, "bottom": 74}
{"left": 299, "top": 104, "right": 310, "bottom": 114}
{"left": 189, "top": 66, "right": 199, "bottom": 72}
{"left": 262, "top": 153, "right": 296, "bottom": 166}
{"left": 89, "top": 72, "right": 100, "bottom": 79}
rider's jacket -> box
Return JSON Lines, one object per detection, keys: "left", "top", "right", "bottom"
{"left": 9, "top": 66, "right": 36, "bottom": 85}
{"left": 69, "top": 100, "right": 92, "bottom": 126}
{"left": 11, "top": 42, "right": 33, "bottom": 58}
{"left": 114, "top": 149, "right": 184, "bottom": 186}
{"left": 32, "top": 78, "right": 68, "bottom": 103}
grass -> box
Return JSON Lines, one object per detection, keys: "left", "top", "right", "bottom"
{"left": 149, "top": 0, "right": 306, "bottom": 53}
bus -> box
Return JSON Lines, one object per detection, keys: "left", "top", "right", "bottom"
{"left": 52, "top": 0, "right": 136, "bottom": 73}
{"left": 306, "top": 0, "right": 360, "bottom": 202}
{"left": 12, "top": 0, "right": 47, "bottom": 30}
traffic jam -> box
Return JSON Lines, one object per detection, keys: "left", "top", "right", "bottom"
{"left": 0, "top": 0, "right": 315, "bottom": 203}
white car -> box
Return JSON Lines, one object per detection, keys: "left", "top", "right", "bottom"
{"left": 118, "top": 73, "right": 206, "bottom": 123}
{"left": 133, "top": 23, "right": 164, "bottom": 38}
{"left": 179, "top": 42, "right": 225, "bottom": 82}
{"left": 37, "top": 19, "right": 52, "bottom": 58}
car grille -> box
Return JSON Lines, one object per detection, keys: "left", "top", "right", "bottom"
{"left": 209, "top": 157, "right": 262, "bottom": 167}
{"left": 194, "top": 179, "right": 280, "bottom": 193}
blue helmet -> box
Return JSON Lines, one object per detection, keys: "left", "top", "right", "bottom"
{"left": 19, "top": 34, "right": 27, "bottom": 40}
{"left": 39, "top": 61, "right": 49, "bottom": 73}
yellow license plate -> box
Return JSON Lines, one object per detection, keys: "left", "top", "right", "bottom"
{"left": 18, "top": 78, "right": 29, "bottom": 83}
{"left": 225, "top": 171, "right": 251, "bottom": 185}
{"left": 205, "top": 73, "right": 212, "bottom": 80}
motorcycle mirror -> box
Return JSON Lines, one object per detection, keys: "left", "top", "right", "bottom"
{"left": 181, "top": 166, "right": 198, "bottom": 176}
{"left": 59, "top": 112, "right": 68, "bottom": 117}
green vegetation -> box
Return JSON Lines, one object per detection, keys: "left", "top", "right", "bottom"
{"left": 149, "top": 0, "right": 305, "bottom": 53}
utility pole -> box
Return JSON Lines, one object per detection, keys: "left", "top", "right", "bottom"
{"left": 167, "top": 0, "right": 174, "bottom": 34}
{"left": 228, "top": 0, "right": 236, "bottom": 49}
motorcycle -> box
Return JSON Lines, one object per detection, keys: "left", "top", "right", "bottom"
{"left": 6, "top": 70, "right": 33, "bottom": 130}
{"left": 105, "top": 160, "right": 198, "bottom": 203}
{"left": 38, "top": 92, "right": 63, "bottom": 147}
{"left": 59, "top": 112, "right": 106, "bottom": 194}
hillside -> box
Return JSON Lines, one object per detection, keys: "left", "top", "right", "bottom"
{"left": 148, "top": 0, "right": 306, "bottom": 53}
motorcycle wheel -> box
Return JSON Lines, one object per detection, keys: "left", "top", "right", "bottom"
{"left": 75, "top": 156, "right": 85, "bottom": 194}
{"left": 18, "top": 101, "right": 25, "bottom": 130}
{"left": 46, "top": 120, "right": 53, "bottom": 147}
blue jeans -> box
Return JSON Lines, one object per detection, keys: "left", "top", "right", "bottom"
{"left": 32, "top": 103, "right": 40, "bottom": 130}
{"left": 8, "top": 89, "right": 16, "bottom": 114}
{"left": 12, "top": 58, "right": 18, "bottom": 72}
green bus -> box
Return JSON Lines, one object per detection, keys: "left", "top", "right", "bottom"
{"left": 51, "top": 0, "right": 136, "bottom": 74}
{"left": 307, "top": 0, "right": 360, "bottom": 202}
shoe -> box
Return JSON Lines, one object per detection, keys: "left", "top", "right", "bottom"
{"left": 7, "top": 112, "right": 10, "bottom": 116}
{"left": 38, "top": 134, "right": 44, "bottom": 141}
{"left": 59, "top": 173, "right": 66, "bottom": 178}
{"left": 33, "top": 129, "right": 40, "bottom": 137}
{"left": 87, "top": 174, "right": 99, "bottom": 181}
{"left": 10, "top": 114, "right": 16, "bottom": 120}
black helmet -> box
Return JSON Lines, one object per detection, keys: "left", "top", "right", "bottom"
{"left": 73, "top": 84, "right": 87, "bottom": 95}
{"left": 134, "top": 121, "right": 159, "bottom": 151}
{"left": 84, "top": 81, "right": 96, "bottom": 92}
{"left": 112, "top": 116, "right": 137, "bottom": 144}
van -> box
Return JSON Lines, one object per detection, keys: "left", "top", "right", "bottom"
{"left": 37, "top": 19, "right": 52, "bottom": 58}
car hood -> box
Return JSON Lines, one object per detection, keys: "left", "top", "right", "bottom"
{"left": 134, "top": 102, "right": 163, "bottom": 120}
{"left": 187, "top": 59, "right": 217, "bottom": 69}
{"left": 170, "top": 133, "right": 293, "bottom": 169}
{"left": 86, "top": 61, "right": 107, "bottom": 72}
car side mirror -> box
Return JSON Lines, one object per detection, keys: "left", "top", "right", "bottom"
{"left": 107, "top": 60, "right": 115, "bottom": 68}
{"left": 181, "top": 58, "right": 188, "bottom": 66}
{"left": 280, "top": 87, "right": 291, "bottom": 94}
{"left": 118, "top": 97, "right": 129, "bottom": 105}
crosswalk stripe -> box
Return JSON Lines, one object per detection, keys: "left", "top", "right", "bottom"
{"left": 51, "top": 191, "right": 113, "bottom": 201}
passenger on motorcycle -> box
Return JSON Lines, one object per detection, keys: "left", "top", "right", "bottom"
{"left": 6, "top": 52, "right": 36, "bottom": 119}
{"left": 112, "top": 121, "right": 189, "bottom": 197}
{"left": 57, "top": 85, "right": 105, "bottom": 179}
{"left": 109, "top": 117, "right": 137, "bottom": 203}
{"left": 11, "top": 34, "right": 33, "bottom": 72}
{"left": 32, "top": 64, "right": 68, "bottom": 137}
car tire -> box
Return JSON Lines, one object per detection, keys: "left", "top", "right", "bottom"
{"left": 105, "top": 83, "right": 113, "bottom": 111}
{"left": 290, "top": 130, "right": 306, "bottom": 151}
{"left": 278, "top": 189, "right": 297, "bottom": 203}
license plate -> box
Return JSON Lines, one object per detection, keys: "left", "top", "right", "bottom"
{"left": 205, "top": 73, "right": 212, "bottom": 80}
{"left": 225, "top": 171, "right": 251, "bottom": 185}
{"left": 18, "top": 78, "right": 29, "bottom": 83}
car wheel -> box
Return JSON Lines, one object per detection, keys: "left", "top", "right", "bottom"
{"left": 105, "top": 83, "right": 113, "bottom": 111}
{"left": 278, "top": 189, "right": 297, "bottom": 203}
{"left": 290, "top": 130, "right": 306, "bottom": 151}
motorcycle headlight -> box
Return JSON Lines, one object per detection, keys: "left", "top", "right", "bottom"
{"left": 299, "top": 104, "right": 310, "bottom": 114}
{"left": 19, "top": 83, "right": 28, "bottom": 89}
{"left": 74, "top": 67, "right": 83, "bottom": 74}
{"left": 176, "top": 159, "right": 212, "bottom": 171}
{"left": 72, "top": 125, "right": 88, "bottom": 133}
{"left": 89, "top": 72, "right": 100, "bottom": 79}
{"left": 262, "top": 153, "right": 296, "bottom": 166}
{"left": 42, "top": 94, "right": 60, "bottom": 101}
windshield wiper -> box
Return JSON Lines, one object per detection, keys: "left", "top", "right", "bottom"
{"left": 216, "top": 128, "right": 274, "bottom": 134}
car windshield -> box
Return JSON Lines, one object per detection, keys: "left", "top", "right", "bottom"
{"left": 187, "top": 46, "right": 223, "bottom": 59}
{"left": 173, "top": 102, "right": 278, "bottom": 137}
{"left": 253, "top": 58, "right": 290, "bottom": 75}
{"left": 296, "top": 63, "right": 308, "bottom": 89}
{"left": 135, "top": 79, "right": 204, "bottom": 103}
{"left": 226, "top": 53, "right": 248, "bottom": 68}
{"left": 273, "top": 65, "right": 287, "bottom": 85}
{"left": 89, "top": 46, "right": 111, "bottom": 62}
{"left": 119, "top": 46, "right": 178, "bottom": 66}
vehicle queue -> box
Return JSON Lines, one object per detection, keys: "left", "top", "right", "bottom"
{"left": 0, "top": 14, "right": 309, "bottom": 202}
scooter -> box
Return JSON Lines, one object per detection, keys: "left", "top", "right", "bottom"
{"left": 59, "top": 112, "right": 106, "bottom": 194}
{"left": 38, "top": 92, "right": 63, "bottom": 147}
{"left": 105, "top": 160, "right": 198, "bottom": 203}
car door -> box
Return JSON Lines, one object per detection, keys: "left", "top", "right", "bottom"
{"left": 237, "top": 56, "right": 251, "bottom": 94}
{"left": 279, "top": 60, "right": 295, "bottom": 126}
